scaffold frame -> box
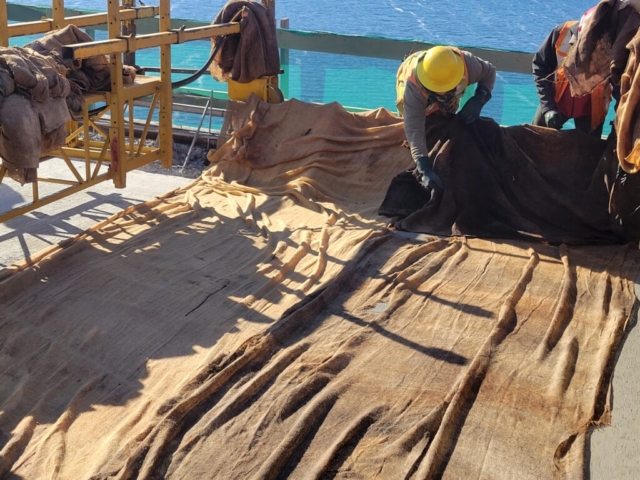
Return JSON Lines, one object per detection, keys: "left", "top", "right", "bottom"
{"left": 0, "top": 0, "right": 248, "bottom": 223}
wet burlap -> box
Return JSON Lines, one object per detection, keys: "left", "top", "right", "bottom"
{"left": 24, "top": 24, "right": 137, "bottom": 113}
{"left": 615, "top": 25, "right": 640, "bottom": 174}
{"left": 562, "top": 0, "right": 640, "bottom": 97}
{"left": 0, "top": 46, "right": 71, "bottom": 184}
{"left": 209, "top": 0, "right": 280, "bottom": 83}
{"left": 379, "top": 113, "right": 633, "bottom": 245}
{"left": 1, "top": 98, "right": 639, "bottom": 479}
{"left": 1, "top": 25, "right": 137, "bottom": 184}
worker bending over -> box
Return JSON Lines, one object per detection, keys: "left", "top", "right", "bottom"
{"left": 532, "top": 10, "right": 611, "bottom": 137}
{"left": 396, "top": 46, "right": 496, "bottom": 194}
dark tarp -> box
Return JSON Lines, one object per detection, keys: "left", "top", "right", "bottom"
{"left": 378, "top": 114, "right": 639, "bottom": 246}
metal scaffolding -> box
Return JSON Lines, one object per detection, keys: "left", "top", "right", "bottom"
{"left": 0, "top": 0, "right": 248, "bottom": 222}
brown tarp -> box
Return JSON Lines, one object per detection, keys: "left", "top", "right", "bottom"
{"left": 379, "top": 114, "right": 631, "bottom": 245}
{"left": 615, "top": 25, "right": 640, "bottom": 173}
{"left": 0, "top": 46, "right": 71, "bottom": 184}
{"left": 0, "top": 25, "right": 135, "bottom": 184}
{"left": 562, "top": 0, "right": 640, "bottom": 97}
{"left": 209, "top": 0, "right": 280, "bottom": 83}
{"left": 0, "top": 98, "right": 639, "bottom": 479}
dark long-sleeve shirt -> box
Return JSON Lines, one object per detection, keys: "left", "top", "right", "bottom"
{"left": 532, "top": 23, "right": 567, "bottom": 115}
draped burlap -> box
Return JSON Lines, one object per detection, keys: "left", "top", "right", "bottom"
{"left": 0, "top": 98, "right": 638, "bottom": 479}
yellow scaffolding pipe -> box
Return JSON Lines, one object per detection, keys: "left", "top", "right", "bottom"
{"left": 0, "top": 0, "right": 246, "bottom": 223}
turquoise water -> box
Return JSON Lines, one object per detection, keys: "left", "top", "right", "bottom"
{"left": 9, "top": 0, "right": 609, "bottom": 129}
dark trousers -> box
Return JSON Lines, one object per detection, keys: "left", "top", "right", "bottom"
{"left": 532, "top": 105, "right": 604, "bottom": 138}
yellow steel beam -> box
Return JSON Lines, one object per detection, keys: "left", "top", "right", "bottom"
{"left": 52, "top": 0, "right": 64, "bottom": 29}
{"left": 69, "top": 6, "right": 159, "bottom": 27}
{"left": 92, "top": 141, "right": 109, "bottom": 180}
{"left": 37, "top": 177, "right": 82, "bottom": 186}
{"left": 63, "top": 22, "right": 240, "bottom": 59}
{"left": 59, "top": 150, "right": 85, "bottom": 183}
{"left": 6, "top": 7, "right": 160, "bottom": 38}
{"left": 122, "top": 0, "right": 136, "bottom": 66}
{"left": 32, "top": 180, "right": 39, "bottom": 202}
{"left": 107, "top": 0, "right": 126, "bottom": 188}
{"left": 159, "top": 0, "right": 172, "bottom": 168}
{"left": 0, "top": 0, "right": 8, "bottom": 46}
{"left": 137, "top": 92, "right": 159, "bottom": 155}
{"left": 83, "top": 104, "right": 91, "bottom": 179}
{"left": 7, "top": 20, "right": 52, "bottom": 38}
{"left": 0, "top": 173, "right": 111, "bottom": 223}
{"left": 126, "top": 151, "right": 161, "bottom": 171}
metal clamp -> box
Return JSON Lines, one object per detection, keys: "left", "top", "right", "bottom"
{"left": 118, "top": 34, "right": 137, "bottom": 53}
{"left": 172, "top": 25, "right": 187, "bottom": 44}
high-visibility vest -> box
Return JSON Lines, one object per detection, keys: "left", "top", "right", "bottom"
{"left": 553, "top": 20, "right": 611, "bottom": 131}
{"left": 395, "top": 48, "right": 469, "bottom": 117}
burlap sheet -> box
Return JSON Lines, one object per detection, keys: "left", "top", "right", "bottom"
{"left": 209, "top": 0, "right": 280, "bottom": 83}
{"left": 0, "top": 46, "right": 71, "bottom": 183}
{"left": 563, "top": 0, "right": 640, "bottom": 97}
{"left": 0, "top": 98, "right": 638, "bottom": 479}
{"left": 1, "top": 25, "right": 135, "bottom": 184}
{"left": 379, "top": 114, "right": 632, "bottom": 245}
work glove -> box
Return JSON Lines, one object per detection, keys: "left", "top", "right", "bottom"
{"left": 416, "top": 156, "right": 444, "bottom": 192}
{"left": 459, "top": 85, "right": 492, "bottom": 124}
{"left": 543, "top": 110, "right": 563, "bottom": 130}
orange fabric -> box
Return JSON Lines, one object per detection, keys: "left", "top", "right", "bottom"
{"left": 554, "top": 21, "right": 578, "bottom": 60}
{"left": 590, "top": 80, "right": 611, "bottom": 131}
{"left": 554, "top": 68, "right": 610, "bottom": 131}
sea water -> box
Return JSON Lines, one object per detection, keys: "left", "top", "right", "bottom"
{"left": 9, "top": 0, "right": 605, "bottom": 129}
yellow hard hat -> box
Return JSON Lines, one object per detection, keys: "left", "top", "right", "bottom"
{"left": 416, "top": 46, "right": 464, "bottom": 93}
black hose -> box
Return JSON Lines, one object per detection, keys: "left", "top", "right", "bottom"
{"left": 171, "top": 35, "right": 228, "bottom": 89}
{"left": 86, "top": 34, "right": 230, "bottom": 116}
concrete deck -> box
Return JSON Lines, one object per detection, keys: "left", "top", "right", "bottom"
{"left": 0, "top": 170, "right": 638, "bottom": 478}
{"left": 0, "top": 162, "right": 192, "bottom": 268}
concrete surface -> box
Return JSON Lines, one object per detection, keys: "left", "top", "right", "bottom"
{"left": 0, "top": 158, "right": 193, "bottom": 268}
{"left": 590, "top": 284, "right": 640, "bottom": 479}
{"left": 0, "top": 165, "right": 638, "bottom": 478}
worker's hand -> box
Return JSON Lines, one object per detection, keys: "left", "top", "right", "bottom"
{"left": 416, "top": 156, "right": 444, "bottom": 192}
{"left": 459, "top": 96, "right": 483, "bottom": 124}
{"left": 421, "top": 169, "right": 444, "bottom": 192}
{"left": 543, "top": 110, "right": 563, "bottom": 130}
{"left": 459, "top": 85, "right": 492, "bottom": 124}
